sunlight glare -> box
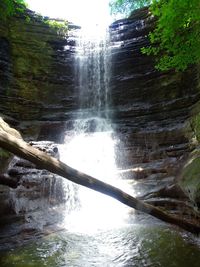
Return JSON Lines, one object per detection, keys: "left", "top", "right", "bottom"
{"left": 59, "top": 131, "right": 132, "bottom": 233}
{"left": 25, "top": 0, "right": 112, "bottom": 27}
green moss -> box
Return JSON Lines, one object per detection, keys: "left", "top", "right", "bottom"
{"left": 0, "top": 9, "right": 68, "bottom": 103}
{"left": 179, "top": 155, "right": 200, "bottom": 209}
{"left": 0, "top": 0, "right": 26, "bottom": 21}
{"left": 9, "top": 19, "right": 53, "bottom": 93}
{"left": 43, "top": 19, "right": 68, "bottom": 36}
{"left": 0, "top": 148, "right": 10, "bottom": 159}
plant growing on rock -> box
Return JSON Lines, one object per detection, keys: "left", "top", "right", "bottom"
{"left": 43, "top": 19, "right": 68, "bottom": 36}
{"left": 110, "top": 0, "right": 200, "bottom": 72}
{"left": 142, "top": 0, "right": 200, "bottom": 71}
{"left": 110, "top": 0, "right": 151, "bottom": 16}
{"left": 0, "top": 0, "right": 26, "bottom": 20}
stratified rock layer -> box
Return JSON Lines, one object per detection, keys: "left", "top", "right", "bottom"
{"left": 0, "top": 9, "right": 77, "bottom": 142}
{"left": 0, "top": 7, "right": 200, "bottom": 224}
{"left": 108, "top": 8, "right": 200, "bottom": 215}
{"left": 109, "top": 8, "right": 200, "bottom": 169}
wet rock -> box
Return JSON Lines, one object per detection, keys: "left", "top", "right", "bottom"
{"left": 0, "top": 10, "right": 77, "bottom": 141}
{"left": 0, "top": 6, "right": 200, "bottom": 225}
{"left": 0, "top": 174, "right": 19, "bottom": 189}
{"left": 0, "top": 186, "right": 14, "bottom": 216}
{"left": 179, "top": 150, "right": 200, "bottom": 211}
{"left": 29, "top": 141, "right": 60, "bottom": 158}
{"left": 0, "top": 37, "right": 12, "bottom": 91}
{"left": 15, "top": 159, "right": 36, "bottom": 169}
{"left": 109, "top": 8, "right": 200, "bottom": 171}
{"left": 0, "top": 141, "right": 69, "bottom": 225}
{"left": 106, "top": 8, "right": 200, "bottom": 221}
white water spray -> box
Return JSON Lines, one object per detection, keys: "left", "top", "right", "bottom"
{"left": 59, "top": 2, "right": 131, "bottom": 233}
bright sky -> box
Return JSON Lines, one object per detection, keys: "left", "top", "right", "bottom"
{"left": 25, "top": 0, "right": 112, "bottom": 26}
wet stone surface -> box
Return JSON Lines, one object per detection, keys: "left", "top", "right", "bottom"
{"left": 0, "top": 141, "right": 71, "bottom": 233}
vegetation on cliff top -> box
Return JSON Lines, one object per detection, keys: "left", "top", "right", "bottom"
{"left": 110, "top": 0, "right": 151, "bottom": 16}
{"left": 2, "top": 1, "right": 200, "bottom": 72}
{"left": 0, "top": 0, "right": 26, "bottom": 20}
{"left": 110, "top": 0, "right": 200, "bottom": 72}
{"left": 0, "top": 0, "right": 68, "bottom": 33}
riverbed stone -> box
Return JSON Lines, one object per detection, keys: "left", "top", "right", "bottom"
{"left": 0, "top": 141, "right": 70, "bottom": 228}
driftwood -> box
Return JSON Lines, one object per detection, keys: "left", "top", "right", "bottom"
{"left": 0, "top": 126, "right": 200, "bottom": 234}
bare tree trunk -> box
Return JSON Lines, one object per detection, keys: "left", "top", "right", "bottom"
{"left": 0, "top": 127, "right": 200, "bottom": 234}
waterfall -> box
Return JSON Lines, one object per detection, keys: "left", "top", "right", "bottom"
{"left": 75, "top": 25, "right": 110, "bottom": 115}
{"left": 61, "top": 22, "right": 114, "bottom": 177}
{"left": 58, "top": 10, "right": 131, "bottom": 234}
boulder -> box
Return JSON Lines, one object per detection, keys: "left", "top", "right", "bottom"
{"left": 179, "top": 149, "right": 200, "bottom": 210}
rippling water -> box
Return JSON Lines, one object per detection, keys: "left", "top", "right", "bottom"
{"left": 1, "top": 223, "right": 200, "bottom": 267}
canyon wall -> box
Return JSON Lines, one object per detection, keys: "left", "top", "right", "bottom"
{"left": 0, "top": 7, "right": 200, "bottom": 223}
{"left": 0, "top": 9, "right": 76, "bottom": 142}
{"left": 110, "top": 8, "right": 200, "bottom": 166}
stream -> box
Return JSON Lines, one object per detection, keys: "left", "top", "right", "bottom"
{"left": 1, "top": 220, "right": 200, "bottom": 267}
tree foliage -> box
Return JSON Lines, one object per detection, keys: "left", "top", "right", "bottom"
{"left": 0, "top": 0, "right": 26, "bottom": 20}
{"left": 142, "top": 0, "right": 200, "bottom": 71}
{"left": 110, "top": 0, "right": 200, "bottom": 71}
{"left": 110, "top": 0, "right": 151, "bottom": 17}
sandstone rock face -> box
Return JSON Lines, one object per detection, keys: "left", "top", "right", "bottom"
{"left": 179, "top": 149, "right": 200, "bottom": 210}
{"left": 108, "top": 9, "right": 200, "bottom": 219}
{"left": 0, "top": 7, "right": 200, "bottom": 225}
{"left": 1, "top": 7, "right": 199, "bottom": 154}
{"left": 109, "top": 8, "right": 200, "bottom": 171}
{"left": 0, "top": 141, "right": 78, "bottom": 230}
{"left": 0, "top": 9, "right": 77, "bottom": 142}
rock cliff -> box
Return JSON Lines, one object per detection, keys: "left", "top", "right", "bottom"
{"left": 109, "top": 8, "right": 200, "bottom": 212}
{"left": 0, "top": 9, "right": 76, "bottom": 142}
{"left": 110, "top": 8, "right": 200, "bottom": 166}
{"left": 0, "top": 7, "right": 200, "bottom": 227}
{"left": 0, "top": 8, "right": 75, "bottom": 225}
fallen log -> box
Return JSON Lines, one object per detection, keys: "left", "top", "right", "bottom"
{"left": 0, "top": 127, "right": 200, "bottom": 234}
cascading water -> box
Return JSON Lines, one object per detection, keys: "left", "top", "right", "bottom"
{"left": 58, "top": 18, "right": 131, "bottom": 232}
